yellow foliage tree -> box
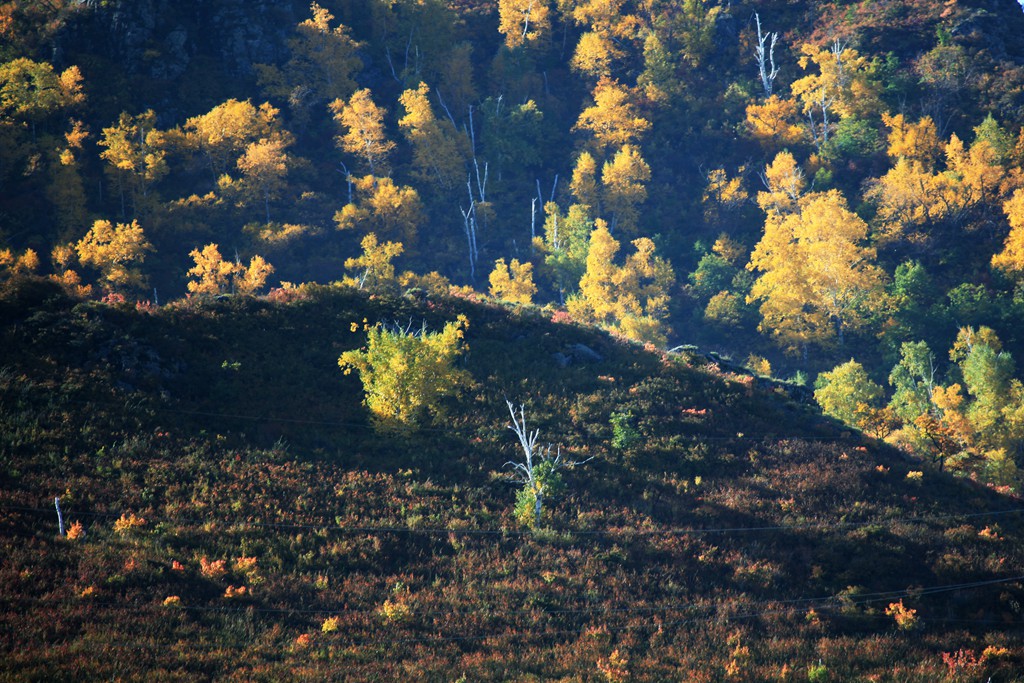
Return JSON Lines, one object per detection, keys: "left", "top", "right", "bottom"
{"left": 498, "top": 0, "right": 551, "bottom": 49}
{"left": 343, "top": 232, "right": 404, "bottom": 292}
{"left": 573, "top": 78, "right": 650, "bottom": 154}
{"left": 46, "top": 119, "right": 90, "bottom": 236}
{"left": 570, "top": 151, "right": 600, "bottom": 211}
{"left": 881, "top": 112, "right": 941, "bottom": 169}
{"left": 236, "top": 255, "right": 275, "bottom": 295}
{"left": 330, "top": 89, "right": 395, "bottom": 175}
{"left": 182, "top": 99, "right": 281, "bottom": 178}
{"left": 568, "top": 220, "right": 675, "bottom": 345}
{"left": 0, "top": 58, "right": 84, "bottom": 128}
{"left": 864, "top": 157, "right": 943, "bottom": 245}
{"left": 0, "top": 248, "right": 39, "bottom": 278}
{"left": 98, "top": 110, "right": 167, "bottom": 218}
{"left": 757, "top": 151, "right": 806, "bottom": 217}
{"left": 745, "top": 95, "right": 805, "bottom": 149}
{"left": 749, "top": 165, "right": 885, "bottom": 352}
{"left": 601, "top": 144, "right": 650, "bottom": 233}
{"left": 398, "top": 82, "right": 469, "bottom": 191}
{"left": 187, "top": 243, "right": 238, "bottom": 296}
{"left": 571, "top": 31, "right": 623, "bottom": 78}
{"left": 489, "top": 258, "right": 536, "bottom": 304}
{"left": 48, "top": 244, "right": 92, "bottom": 297}
{"left": 992, "top": 189, "right": 1024, "bottom": 278}
{"left": 703, "top": 168, "right": 749, "bottom": 227}
{"left": 790, "top": 42, "right": 878, "bottom": 149}
{"left": 339, "top": 316, "right": 471, "bottom": 432}
{"left": 255, "top": 2, "right": 361, "bottom": 118}
{"left": 185, "top": 244, "right": 274, "bottom": 297}
{"left": 335, "top": 175, "right": 423, "bottom": 244}
{"left": 75, "top": 219, "right": 153, "bottom": 293}
{"left": 233, "top": 137, "right": 292, "bottom": 225}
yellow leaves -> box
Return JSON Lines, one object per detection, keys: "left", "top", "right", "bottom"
{"left": 257, "top": 2, "right": 361, "bottom": 109}
{"left": 338, "top": 316, "right": 471, "bottom": 432}
{"left": 113, "top": 512, "right": 146, "bottom": 535}
{"left": 571, "top": 31, "right": 622, "bottom": 78}
{"left": 498, "top": 0, "right": 552, "bottom": 49}
{"left": 64, "top": 118, "right": 89, "bottom": 152}
{"left": 992, "top": 189, "right": 1024, "bottom": 277}
{"left": 330, "top": 89, "right": 395, "bottom": 174}
{"left": 183, "top": 99, "right": 282, "bottom": 175}
{"left": 757, "top": 151, "right": 806, "bottom": 216}
{"left": 569, "top": 220, "right": 675, "bottom": 346}
{"left": 570, "top": 152, "right": 600, "bottom": 209}
{"left": 75, "top": 219, "right": 153, "bottom": 292}
{"left": 185, "top": 243, "right": 275, "bottom": 297}
{"left": 489, "top": 258, "right": 536, "bottom": 304}
{"left": 237, "top": 138, "right": 289, "bottom": 182}
{"left": 601, "top": 144, "right": 650, "bottom": 233}
{"left": 398, "top": 82, "right": 469, "bottom": 191}
{"left": 0, "top": 58, "right": 84, "bottom": 122}
{"left": 745, "top": 95, "right": 804, "bottom": 149}
{"left": 0, "top": 247, "right": 38, "bottom": 277}
{"left": 573, "top": 78, "right": 650, "bottom": 153}
{"left": 335, "top": 175, "right": 423, "bottom": 244}
{"left": 712, "top": 234, "right": 746, "bottom": 265}
{"left": 704, "top": 170, "right": 748, "bottom": 210}
{"left": 237, "top": 255, "right": 274, "bottom": 295}
{"left": 885, "top": 600, "right": 919, "bottom": 631}
{"left": 881, "top": 112, "right": 940, "bottom": 168}
{"left": 749, "top": 158, "right": 884, "bottom": 352}
{"left": 57, "top": 65, "right": 84, "bottom": 106}
{"left": 864, "top": 157, "right": 940, "bottom": 245}
{"left": 186, "top": 244, "right": 237, "bottom": 296}
{"left": 343, "top": 232, "right": 404, "bottom": 293}
{"left": 232, "top": 136, "right": 292, "bottom": 222}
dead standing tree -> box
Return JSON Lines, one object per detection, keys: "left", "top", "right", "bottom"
{"left": 504, "top": 400, "right": 591, "bottom": 527}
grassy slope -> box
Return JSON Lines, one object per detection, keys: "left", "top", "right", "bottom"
{"left": 1, "top": 277, "right": 1023, "bottom": 681}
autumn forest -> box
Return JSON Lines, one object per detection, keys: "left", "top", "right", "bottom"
{"left": 4, "top": 0, "right": 1024, "bottom": 679}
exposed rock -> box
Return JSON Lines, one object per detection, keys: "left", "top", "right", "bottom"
{"left": 56, "top": 0, "right": 297, "bottom": 110}
{"left": 568, "top": 343, "right": 603, "bottom": 363}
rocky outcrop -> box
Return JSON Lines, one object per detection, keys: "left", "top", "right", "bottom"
{"left": 56, "top": 0, "right": 297, "bottom": 96}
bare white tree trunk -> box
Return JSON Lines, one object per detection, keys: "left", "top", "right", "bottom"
{"left": 754, "top": 13, "right": 779, "bottom": 98}
{"left": 54, "top": 496, "right": 65, "bottom": 536}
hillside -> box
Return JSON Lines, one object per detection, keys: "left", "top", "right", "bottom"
{"left": 2, "top": 277, "right": 1024, "bottom": 680}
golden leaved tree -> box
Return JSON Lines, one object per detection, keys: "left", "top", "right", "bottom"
{"left": 992, "top": 189, "right": 1024, "bottom": 278}
{"left": 330, "top": 88, "right": 395, "bottom": 175}
{"left": 882, "top": 112, "right": 941, "bottom": 169}
{"left": 748, "top": 153, "right": 884, "bottom": 353}
{"left": 75, "top": 219, "right": 153, "bottom": 293}
{"left": 180, "top": 99, "right": 282, "bottom": 179}
{"left": 335, "top": 175, "right": 423, "bottom": 244}
{"left": 749, "top": 191, "right": 884, "bottom": 352}
{"left": 186, "top": 243, "right": 275, "bottom": 297}
{"left": 744, "top": 94, "right": 804, "bottom": 150}
{"left": 339, "top": 316, "right": 472, "bottom": 433}
{"left": 498, "top": 0, "right": 551, "bottom": 50}
{"left": 98, "top": 110, "right": 167, "bottom": 218}
{"left": 256, "top": 2, "right": 361, "bottom": 119}
{"left": 601, "top": 144, "right": 650, "bottom": 234}
{"left": 489, "top": 258, "right": 536, "bottom": 304}
{"left": 342, "top": 232, "right": 404, "bottom": 293}
{"left": 789, "top": 42, "right": 878, "bottom": 150}
{"left": 398, "top": 82, "right": 468, "bottom": 191}
{"left": 568, "top": 220, "right": 675, "bottom": 345}
{"left": 228, "top": 136, "right": 293, "bottom": 225}
{"left": 573, "top": 78, "right": 650, "bottom": 154}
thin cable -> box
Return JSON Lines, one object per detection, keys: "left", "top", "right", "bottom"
{"left": 3, "top": 502, "right": 1022, "bottom": 538}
